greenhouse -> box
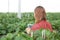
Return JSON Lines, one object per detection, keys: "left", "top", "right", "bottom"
{"left": 0, "top": 0, "right": 60, "bottom": 40}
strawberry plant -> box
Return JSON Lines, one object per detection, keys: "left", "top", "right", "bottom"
{"left": 0, "top": 12, "right": 60, "bottom": 40}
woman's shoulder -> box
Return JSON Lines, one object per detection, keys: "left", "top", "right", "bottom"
{"left": 39, "top": 20, "right": 51, "bottom": 26}
{"left": 32, "top": 20, "right": 51, "bottom": 27}
{"left": 46, "top": 21, "right": 51, "bottom": 25}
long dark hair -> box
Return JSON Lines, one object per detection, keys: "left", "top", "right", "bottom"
{"left": 34, "top": 6, "right": 46, "bottom": 23}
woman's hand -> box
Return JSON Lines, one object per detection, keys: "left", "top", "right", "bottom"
{"left": 25, "top": 27, "right": 31, "bottom": 34}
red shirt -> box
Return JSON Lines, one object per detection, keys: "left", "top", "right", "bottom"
{"left": 31, "top": 20, "right": 53, "bottom": 32}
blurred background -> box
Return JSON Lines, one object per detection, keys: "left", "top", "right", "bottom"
{"left": 0, "top": 0, "right": 60, "bottom": 12}
{"left": 0, "top": 0, "right": 60, "bottom": 40}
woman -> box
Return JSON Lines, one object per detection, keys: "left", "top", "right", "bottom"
{"left": 26, "top": 6, "right": 53, "bottom": 34}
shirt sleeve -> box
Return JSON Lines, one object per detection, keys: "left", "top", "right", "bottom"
{"left": 47, "top": 22, "right": 53, "bottom": 32}
{"left": 31, "top": 24, "right": 40, "bottom": 31}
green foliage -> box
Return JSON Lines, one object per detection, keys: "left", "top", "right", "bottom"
{"left": 0, "top": 12, "right": 60, "bottom": 40}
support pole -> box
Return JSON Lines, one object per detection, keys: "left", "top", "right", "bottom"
{"left": 18, "top": 0, "right": 21, "bottom": 19}
{"left": 8, "top": 0, "right": 9, "bottom": 13}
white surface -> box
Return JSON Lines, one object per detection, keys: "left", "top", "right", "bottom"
{"left": 0, "top": 0, "right": 60, "bottom": 12}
